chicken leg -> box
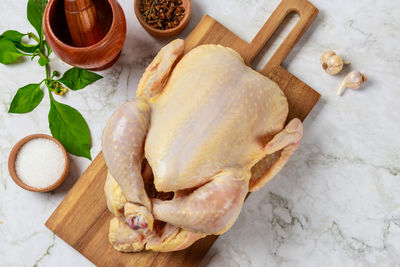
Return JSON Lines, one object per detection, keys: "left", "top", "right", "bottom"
{"left": 102, "top": 99, "right": 154, "bottom": 233}
{"left": 249, "top": 118, "right": 303, "bottom": 191}
{"left": 152, "top": 169, "right": 250, "bottom": 235}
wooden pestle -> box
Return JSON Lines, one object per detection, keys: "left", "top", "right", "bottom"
{"left": 64, "top": 0, "right": 105, "bottom": 47}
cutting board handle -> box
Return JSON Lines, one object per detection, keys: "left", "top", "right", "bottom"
{"left": 248, "top": 0, "right": 318, "bottom": 73}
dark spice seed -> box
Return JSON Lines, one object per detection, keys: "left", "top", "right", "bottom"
{"left": 140, "top": 0, "right": 185, "bottom": 30}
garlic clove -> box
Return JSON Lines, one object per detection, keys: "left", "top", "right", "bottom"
{"left": 326, "top": 55, "right": 344, "bottom": 75}
{"left": 321, "top": 51, "right": 350, "bottom": 75}
{"left": 320, "top": 51, "right": 336, "bottom": 65}
{"left": 337, "top": 71, "right": 367, "bottom": 96}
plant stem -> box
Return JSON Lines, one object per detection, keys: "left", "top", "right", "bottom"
{"left": 37, "top": 49, "right": 47, "bottom": 59}
{"left": 40, "top": 39, "right": 50, "bottom": 81}
{"left": 45, "top": 64, "right": 51, "bottom": 82}
{"left": 39, "top": 34, "right": 52, "bottom": 92}
{"left": 28, "top": 32, "right": 40, "bottom": 44}
{"left": 47, "top": 85, "right": 54, "bottom": 100}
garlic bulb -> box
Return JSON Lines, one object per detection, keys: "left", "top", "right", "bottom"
{"left": 337, "top": 71, "right": 367, "bottom": 96}
{"left": 320, "top": 51, "right": 350, "bottom": 75}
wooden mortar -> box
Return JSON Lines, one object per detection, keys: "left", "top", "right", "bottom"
{"left": 44, "top": 0, "right": 126, "bottom": 70}
{"left": 64, "top": 0, "right": 105, "bottom": 47}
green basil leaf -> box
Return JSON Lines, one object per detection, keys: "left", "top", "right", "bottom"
{"left": 1, "top": 30, "right": 26, "bottom": 42}
{"left": 15, "top": 42, "right": 39, "bottom": 53}
{"left": 48, "top": 98, "right": 92, "bottom": 159}
{"left": 0, "top": 38, "right": 25, "bottom": 64}
{"left": 8, "top": 83, "right": 43, "bottom": 113}
{"left": 27, "top": 0, "right": 48, "bottom": 40}
{"left": 58, "top": 67, "right": 103, "bottom": 90}
{"left": 38, "top": 53, "right": 49, "bottom": 66}
{"left": 0, "top": 30, "right": 38, "bottom": 53}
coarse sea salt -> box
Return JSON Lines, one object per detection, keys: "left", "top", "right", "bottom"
{"left": 15, "top": 138, "right": 66, "bottom": 189}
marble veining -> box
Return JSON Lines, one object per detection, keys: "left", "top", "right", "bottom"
{"left": 1, "top": 0, "right": 399, "bottom": 266}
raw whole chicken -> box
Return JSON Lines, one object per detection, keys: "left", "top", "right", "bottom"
{"left": 102, "top": 39, "right": 303, "bottom": 252}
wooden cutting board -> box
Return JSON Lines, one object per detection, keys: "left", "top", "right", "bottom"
{"left": 46, "top": 0, "right": 320, "bottom": 266}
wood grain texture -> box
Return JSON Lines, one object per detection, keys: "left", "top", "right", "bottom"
{"left": 64, "top": 0, "right": 105, "bottom": 47}
{"left": 44, "top": 0, "right": 126, "bottom": 70}
{"left": 46, "top": 0, "right": 320, "bottom": 266}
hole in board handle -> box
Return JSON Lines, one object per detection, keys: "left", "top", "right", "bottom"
{"left": 252, "top": 12, "right": 299, "bottom": 71}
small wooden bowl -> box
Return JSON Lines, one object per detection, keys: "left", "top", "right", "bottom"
{"left": 134, "top": 0, "right": 191, "bottom": 38}
{"left": 8, "top": 134, "right": 70, "bottom": 192}
{"left": 43, "top": 0, "right": 127, "bottom": 70}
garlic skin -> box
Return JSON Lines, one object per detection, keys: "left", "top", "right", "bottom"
{"left": 320, "top": 51, "right": 349, "bottom": 75}
{"left": 337, "top": 71, "right": 367, "bottom": 96}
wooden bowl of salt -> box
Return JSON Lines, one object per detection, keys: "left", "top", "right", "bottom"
{"left": 8, "top": 134, "right": 70, "bottom": 192}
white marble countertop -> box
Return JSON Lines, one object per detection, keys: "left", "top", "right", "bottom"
{"left": 1, "top": 0, "right": 399, "bottom": 266}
